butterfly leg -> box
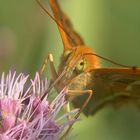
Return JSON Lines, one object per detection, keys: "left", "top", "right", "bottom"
{"left": 26, "top": 53, "right": 57, "bottom": 97}
{"left": 60, "top": 89, "right": 93, "bottom": 140}
{"left": 63, "top": 101, "right": 71, "bottom": 119}
{"left": 68, "top": 90, "right": 93, "bottom": 116}
{"left": 39, "top": 53, "right": 58, "bottom": 81}
{"left": 40, "top": 55, "right": 72, "bottom": 120}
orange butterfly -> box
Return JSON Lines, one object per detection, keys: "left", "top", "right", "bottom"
{"left": 36, "top": 0, "right": 140, "bottom": 119}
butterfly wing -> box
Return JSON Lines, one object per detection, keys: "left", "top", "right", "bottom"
{"left": 72, "top": 68, "right": 140, "bottom": 116}
{"left": 49, "top": 0, "right": 84, "bottom": 49}
{"left": 56, "top": 8, "right": 85, "bottom": 46}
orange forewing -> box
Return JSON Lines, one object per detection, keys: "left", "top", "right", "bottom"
{"left": 49, "top": 0, "right": 84, "bottom": 48}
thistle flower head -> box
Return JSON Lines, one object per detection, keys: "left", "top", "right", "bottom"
{"left": 0, "top": 71, "right": 78, "bottom": 140}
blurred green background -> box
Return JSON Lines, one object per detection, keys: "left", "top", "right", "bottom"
{"left": 0, "top": 0, "right": 140, "bottom": 140}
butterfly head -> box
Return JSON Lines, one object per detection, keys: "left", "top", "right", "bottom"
{"left": 58, "top": 46, "right": 99, "bottom": 83}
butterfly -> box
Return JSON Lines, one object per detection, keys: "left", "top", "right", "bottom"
{"left": 36, "top": 0, "right": 140, "bottom": 118}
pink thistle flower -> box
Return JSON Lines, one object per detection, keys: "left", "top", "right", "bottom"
{"left": 0, "top": 71, "right": 78, "bottom": 140}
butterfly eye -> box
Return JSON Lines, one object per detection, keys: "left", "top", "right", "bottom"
{"left": 75, "top": 59, "right": 86, "bottom": 72}
{"left": 64, "top": 49, "right": 72, "bottom": 57}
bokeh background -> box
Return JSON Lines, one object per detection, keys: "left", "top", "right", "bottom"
{"left": 0, "top": 0, "right": 140, "bottom": 140}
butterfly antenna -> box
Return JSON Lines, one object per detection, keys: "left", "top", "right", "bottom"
{"left": 84, "top": 53, "right": 136, "bottom": 69}
{"left": 36, "top": 0, "right": 74, "bottom": 45}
